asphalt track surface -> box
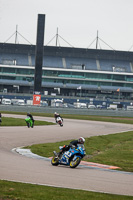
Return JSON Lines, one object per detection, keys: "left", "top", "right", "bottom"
{"left": 0, "top": 114, "right": 133, "bottom": 196}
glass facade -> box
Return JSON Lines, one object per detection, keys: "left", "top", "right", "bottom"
{"left": 1, "top": 67, "right": 132, "bottom": 89}
{"left": 0, "top": 66, "right": 133, "bottom": 96}
{"left": 0, "top": 66, "right": 133, "bottom": 85}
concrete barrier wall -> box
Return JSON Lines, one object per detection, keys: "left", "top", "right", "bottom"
{"left": 0, "top": 105, "right": 133, "bottom": 117}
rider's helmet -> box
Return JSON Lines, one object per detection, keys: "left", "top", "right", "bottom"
{"left": 55, "top": 112, "right": 59, "bottom": 116}
{"left": 78, "top": 137, "right": 85, "bottom": 144}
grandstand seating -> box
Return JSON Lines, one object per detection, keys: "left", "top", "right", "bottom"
{"left": 0, "top": 52, "right": 132, "bottom": 74}
{"left": 0, "top": 53, "right": 29, "bottom": 66}
{"left": 65, "top": 57, "right": 97, "bottom": 70}
{"left": 1, "top": 43, "right": 133, "bottom": 101}
{"left": 99, "top": 59, "right": 131, "bottom": 72}
{"left": 43, "top": 56, "right": 63, "bottom": 68}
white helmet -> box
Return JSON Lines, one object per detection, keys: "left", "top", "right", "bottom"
{"left": 78, "top": 137, "right": 85, "bottom": 144}
{"left": 54, "top": 112, "right": 57, "bottom": 114}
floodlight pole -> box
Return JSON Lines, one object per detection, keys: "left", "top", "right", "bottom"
{"left": 96, "top": 30, "right": 98, "bottom": 49}
{"left": 15, "top": 25, "right": 18, "bottom": 44}
{"left": 56, "top": 27, "right": 58, "bottom": 46}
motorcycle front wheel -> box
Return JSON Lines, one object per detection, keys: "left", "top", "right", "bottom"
{"left": 51, "top": 156, "right": 59, "bottom": 166}
{"left": 69, "top": 157, "right": 81, "bottom": 168}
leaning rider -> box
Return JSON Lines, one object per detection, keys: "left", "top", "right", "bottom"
{"left": 27, "top": 112, "right": 34, "bottom": 126}
{"left": 54, "top": 112, "right": 63, "bottom": 123}
{"left": 57, "top": 137, "right": 85, "bottom": 158}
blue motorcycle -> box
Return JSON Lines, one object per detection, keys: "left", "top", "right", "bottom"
{"left": 51, "top": 145, "right": 86, "bottom": 168}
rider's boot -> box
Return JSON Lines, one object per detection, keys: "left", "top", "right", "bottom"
{"left": 31, "top": 121, "right": 34, "bottom": 128}
{"left": 53, "top": 151, "right": 59, "bottom": 160}
{"left": 53, "top": 151, "right": 58, "bottom": 157}
{"left": 27, "top": 122, "right": 30, "bottom": 128}
{"left": 57, "top": 151, "right": 63, "bottom": 158}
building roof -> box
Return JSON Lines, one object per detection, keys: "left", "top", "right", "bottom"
{"left": 0, "top": 42, "right": 133, "bottom": 61}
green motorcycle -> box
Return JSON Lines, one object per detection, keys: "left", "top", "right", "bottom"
{"left": 25, "top": 117, "right": 34, "bottom": 128}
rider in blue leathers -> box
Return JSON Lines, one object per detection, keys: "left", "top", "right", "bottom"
{"left": 57, "top": 137, "right": 85, "bottom": 158}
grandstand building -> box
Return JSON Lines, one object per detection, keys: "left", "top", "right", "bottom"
{"left": 0, "top": 42, "right": 133, "bottom": 101}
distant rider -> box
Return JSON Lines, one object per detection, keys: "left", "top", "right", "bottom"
{"left": 54, "top": 112, "right": 63, "bottom": 123}
{"left": 57, "top": 137, "right": 85, "bottom": 158}
{"left": 27, "top": 112, "right": 34, "bottom": 127}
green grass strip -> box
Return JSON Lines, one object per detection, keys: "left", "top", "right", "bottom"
{"left": 26, "top": 131, "right": 133, "bottom": 172}
{"left": 0, "top": 180, "right": 132, "bottom": 200}
{"left": 0, "top": 117, "right": 55, "bottom": 126}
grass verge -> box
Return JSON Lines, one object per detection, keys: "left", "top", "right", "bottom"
{"left": 26, "top": 131, "right": 133, "bottom": 172}
{"left": 0, "top": 180, "right": 133, "bottom": 200}
{"left": 0, "top": 117, "right": 55, "bottom": 126}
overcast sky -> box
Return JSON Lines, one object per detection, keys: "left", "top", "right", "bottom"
{"left": 0, "top": 0, "right": 133, "bottom": 51}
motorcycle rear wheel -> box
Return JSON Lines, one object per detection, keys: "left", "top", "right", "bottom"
{"left": 51, "top": 156, "right": 59, "bottom": 166}
{"left": 69, "top": 157, "right": 81, "bottom": 168}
